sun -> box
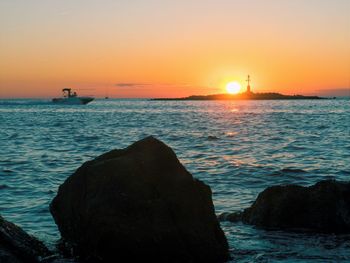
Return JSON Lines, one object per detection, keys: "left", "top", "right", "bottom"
{"left": 226, "top": 82, "right": 241, "bottom": 94}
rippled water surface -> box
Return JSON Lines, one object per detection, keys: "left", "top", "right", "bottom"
{"left": 1, "top": 99, "right": 349, "bottom": 262}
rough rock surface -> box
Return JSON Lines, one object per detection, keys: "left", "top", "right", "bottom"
{"left": 221, "top": 180, "right": 350, "bottom": 233}
{"left": 50, "top": 136, "right": 229, "bottom": 262}
{"left": 0, "top": 215, "right": 51, "bottom": 263}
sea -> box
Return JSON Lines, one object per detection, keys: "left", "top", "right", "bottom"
{"left": 0, "top": 98, "right": 349, "bottom": 262}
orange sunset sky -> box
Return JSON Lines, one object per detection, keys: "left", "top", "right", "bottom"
{"left": 0, "top": 0, "right": 349, "bottom": 98}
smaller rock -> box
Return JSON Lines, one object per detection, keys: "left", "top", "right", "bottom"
{"left": 222, "top": 180, "right": 350, "bottom": 233}
{"left": 0, "top": 215, "right": 51, "bottom": 263}
{"left": 218, "top": 212, "right": 242, "bottom": 222}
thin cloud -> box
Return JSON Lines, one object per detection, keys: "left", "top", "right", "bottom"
{"left": 115, "top": 83, "right": 150, "bottom": 87}
{"left": 114, "top": 83, "right": 194, "bottom": 88}
{"left": 316, "top": 88, "right": 350, "bottom": 97}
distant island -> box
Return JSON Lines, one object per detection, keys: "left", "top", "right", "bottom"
{"left": 153, "top": 75, "right": 325, "bottom": 101}
{"left": 152, "top": 92, "right": 325, "bottom": 101}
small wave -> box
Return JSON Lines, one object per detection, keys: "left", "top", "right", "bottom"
{"left": 280, "top": 168, "right": 307, "bottom": 174}
{"left": 337, "top": 170, "right": 350, "bottom": 176}
{"left": 0, "top": 100, "right": 52, "bottom": 106}
{"left": 207, "top": 136, "right": 220, "bottom": 140}
{"left": 37, "top": 207, "right": 50, "bottom": 214}
{"left": 52, "top": 122, "right": 64, "bottom": 127}
{"left": 0, "top": 184, "right": 9, "bottom": 189}
{"left": 284, "top": 144, "right": 307, "bottom": 151}
{"left": 8, "top": 133, "right": 19, "bottom": 139}
{"left": 268, "top": 168, "right": 307, "bottom": 177}
{"left": 268, "top": 136, "right": 282, "bottom": 141}
{"left": 74, "top": 135, "right": 99, "bottom": 142}
{"left": 226, "top": 132, "right": 238, "bottom": 137}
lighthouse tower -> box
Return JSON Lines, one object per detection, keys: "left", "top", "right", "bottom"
{"left": 246, "top": 75, "right": 252, "bottom": 93}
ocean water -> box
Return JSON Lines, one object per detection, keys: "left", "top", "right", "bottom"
{"left": 0, "top": 98, "right": 349, "bottom": 262}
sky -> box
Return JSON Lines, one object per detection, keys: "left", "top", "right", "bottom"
{"left": 0, "top": 0, "right": 349, "bottom": 98}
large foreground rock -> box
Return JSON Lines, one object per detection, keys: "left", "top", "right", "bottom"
{"left": 0, "top": 215, "right": 51, "bottom": 263}
{"left": 222, "top": 180, "right": 350, "bottom": 233}
{"left": 50, "top": 136, "right": 229, "bottom": 262}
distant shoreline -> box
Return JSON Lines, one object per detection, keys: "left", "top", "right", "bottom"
{"left": 152, "top": 92, "right": 328, "bottom": 101}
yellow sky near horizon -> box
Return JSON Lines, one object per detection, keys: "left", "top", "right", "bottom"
{"left": 0, "top": 0, "right": 349, "bottom": 98}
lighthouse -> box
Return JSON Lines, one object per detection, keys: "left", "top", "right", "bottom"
{"left": 246, "top": 75, "right": 252, "bottom": 93}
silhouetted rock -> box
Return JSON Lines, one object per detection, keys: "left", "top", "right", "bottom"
{"left": 0, "top": 215, "right": 51, "bottom": 263}
{"left": 218, "top": 212, "right": 242, "bottom": 222}
{"left": 50, "top": 136, "right": 229, "bottom": 262}
{"left": 222, "top": 180, "right": 350, "bottom": 233}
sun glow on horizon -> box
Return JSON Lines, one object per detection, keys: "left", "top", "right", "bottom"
{"left": 226, "top": 82, "right": 241, "bottom": 94}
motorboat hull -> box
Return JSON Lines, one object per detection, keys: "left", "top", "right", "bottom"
{"left": 52, "top": 97, "right": 94, "bottom": 105}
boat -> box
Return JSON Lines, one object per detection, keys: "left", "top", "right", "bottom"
{"left": 52, "top": 88, "right": 94, "bottom": 105}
